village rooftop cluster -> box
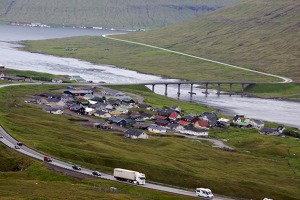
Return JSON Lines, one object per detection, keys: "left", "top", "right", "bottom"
{"left": 26, "top": 86, "right": 285, "bottom": 140}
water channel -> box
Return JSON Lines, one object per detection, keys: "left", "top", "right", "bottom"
{"left": 0, "top": 25, "right": 299, "bottom": 128}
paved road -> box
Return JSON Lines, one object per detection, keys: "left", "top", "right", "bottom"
{"left": 102, "top": 34, "right": 293, "bottom": 83}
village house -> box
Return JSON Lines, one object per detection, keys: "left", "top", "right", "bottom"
{"left": 169, "top": 112, "right": 181, "bottom": 121}
{"left": 194, "top": 120, "right": 209, "bottom": 130}
{"left": 93, "top": 121, "right": 113, "bottom": 129}
{"left": 124, "top": 129, "right": 149, "bottom": 139}
{"left": 260, "top": 126, "right": 285, "bottom": 136}
{"left": 46, "top": 98, "right": 65, "bottom": 107}
{"left": 109, "top": 109, "right": 123, "bottom": 116}
{"left": 64, "top": 89, "right": 93, "bottom": 97}
{"left": 70, "top": 104, "right": 85, "bottom": 115}
{"left": 52, "top": 78, "right": 63, "bottom": 83}
{"left": 177, "top": 120, "right": 190, "bottom": 127}
{"left": 166, "top": 123, "right": 184, "bottom": 132}
{"left": 178, "top": 127, "right": 208, "bottom": 137}
{"left": 216, "top": 118, "right": 231, "bottom": 128}
{"left": 202, "top": 112, "right": 218, "bottom": 127}
{"left": 94, "top": 110, "right": 111, "bottom": 118}
{"left": 250, "top": 119, "right": 265, "bottom": 129}
{"left": 132, "top": 122, "right": 151, "bottom": 130}
{"left": 0, "top": 72, "right": 6, "bottom": 79}
{"left": 109, "top": 116, "right": 127, "bottom": 127}
{"left": 155, "top": 119, "right": 169, "bottom": 126}
{"left": 43, "top": 107, "right": 64, "bottom": 115}
{"left": 181, "top": 115, "right": 198, "bottom": 123}
{"left": 148, "top": 124, "right": 167, "bottom": 134}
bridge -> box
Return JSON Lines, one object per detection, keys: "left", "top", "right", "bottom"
{"left": 141, "top": 81, "right": 256, "bottom": 96}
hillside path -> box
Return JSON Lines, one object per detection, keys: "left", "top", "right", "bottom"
{"left": 102, "top": 34, "right": 292, "bottom": 83}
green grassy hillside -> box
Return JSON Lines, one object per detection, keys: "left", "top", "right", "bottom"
{"left": 0, "top": 84, "right": 300, "bottom": 199}
{"left": 115, "top": 0, "right": 300, "bottom": 81}
{"left": 0, "top": 0, "right": 239, "bottom": 29}
{"left": 0, "top": 142, "right": 195, "bottom": 199}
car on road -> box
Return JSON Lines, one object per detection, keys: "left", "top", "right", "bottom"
{"left": 92, "top": 171, "right": 101, "bottom": 176}
{"left": 0, "top": 135, "right": 3, "bottom": 139}
{"left": 72, "top": 165, "right": 81, "bottom": 170}
{"left": 17, "top": 141, "right": 23, "bottom": 146}
{"left": 14, "top": 145, "right": 20, "bottom": 149}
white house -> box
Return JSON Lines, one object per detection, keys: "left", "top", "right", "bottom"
{"left": 124, "top": 129, "right": 149, "bottom": 139}
{"left": 43, "top": 107, "right": 64, "bottom": 115}
{"left": 148, "top": 124, "right": 167, "bottom": 134}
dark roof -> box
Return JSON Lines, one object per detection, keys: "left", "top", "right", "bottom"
{"left": 155, "top": 119, "right": 169, "bottom": 124}
{"left": 138, "top": 104, "right": 151, "bottom": 108}
{"left": 46, "top": 98, "right": 60, "bottom": 103}
{"left": 140, "top": 113, "right": 153, "bottom": 118}
{"left": 43, "top": 107, "right": 63, "bottom": 112}
{"left": 95, "top": 110, "right": 108, "bottom": 115}
{"left": 125, "top": 129, "right": 144, "bottom": 137}
{"left": 167, "top": 123, "right": 180, "bottom": 128}
{"left": 148, "top": 124, "right": 167, "bottom": 131}
{"left": 132, "top": 122, "right": 151, "bottom": 128}
{"left": 182, "top": 115, "right": 196, "bottom": 121}
{"left": 260, "top": 127, "right": 276, "bottom": 134}
{"left": 109, "top": 116, "right": 125, "bottom": 123}
{"left": 91, "top": 103, "right": 108, "bottom": 108}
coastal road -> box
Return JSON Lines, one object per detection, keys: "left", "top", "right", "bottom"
{"left": 0, "top": 125, "right": 234, "bottom": 200}
{"left": 102, "top": 34, "right": 293, "bottom": 83}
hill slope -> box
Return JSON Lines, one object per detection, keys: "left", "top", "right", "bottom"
{"left": 116, "top": 0, "right": 300, "bottom": 81}
{"left": 0, "top": 0, "right": 239, "bottom": 29}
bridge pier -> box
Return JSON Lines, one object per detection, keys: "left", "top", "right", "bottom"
{"left": 229, "top": 83, "right": 233, "bottom": 96}
{"left": 241, "top": 83, "right": 244, "bottom": 97}
{"left": 177, "top": 84, "right": 181, "bottom": 96}
{"left": 205, "top": 83, "right": 208, "bottom": 96}
{"left": 152, "top": 84, "right": 155, "bottom": 92}
{"left": 190, "top": 83, "right": 194, "bottom": 96}
{"left": 217, "top": 83, "right": 221, "bottom": 96}
{"left": 164, "top": 84, "right": 168, "bottom": 96}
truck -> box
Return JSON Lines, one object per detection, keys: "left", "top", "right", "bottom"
{"left": 196, "top": 188, "right": 214, "bottom": 199}
{"left": 113, "top": 168, "right": 146, "bottom": 185}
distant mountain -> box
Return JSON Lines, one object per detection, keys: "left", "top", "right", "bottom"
{"left": 0, "top": 0, "right": 239, "bottom": 29}
{"left": 118, "top": 0, "right": 300, "bottom": 81}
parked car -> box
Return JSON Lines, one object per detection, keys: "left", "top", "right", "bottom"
{"left": 72, "top": 165, "right": 81, "bottom": 170}
{"left": 92, "top": 171, "right": 101, "bottom": 176}
{"left": 14, "top": 145, "right": 20, "bottom": 149}
{"left": 0, "top": 135, "right": 3, "bottom": 138}
{"left": 17, "top": 141, "right": 23, "bottom": 146}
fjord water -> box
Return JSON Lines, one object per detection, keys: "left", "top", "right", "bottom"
{"left": 1, "top": 25, "right": 299, "bottom": 128}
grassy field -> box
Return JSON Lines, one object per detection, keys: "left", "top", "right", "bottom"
{"left": 245, "top": 83, "right": 300, "bottom": 99}
{"left": 0, "top": 144, "right": 194, "bottom": 200}
{"left": 0, "top": 0, "right": 238, "bottom": 29}
{"left": 23, "top": 36, "right": 280, "bottom": 83}
{"left": 115, "top": 0, "right": 300, "bottom": 81}
{"left": 0, "top": 84, "right": 299, "bottom": 199}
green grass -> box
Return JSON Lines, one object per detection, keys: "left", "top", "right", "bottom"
{"left": 23, "top": 36, "right": 280, "bottom": 83}
{"left": 0, "top": 144, "right": 195, "bottom": 200}
{"left": 245, "top": 83, "right": 300, "bottom": 99}
{"left": 115, "top": 0, "right": 300, "bottom": 81}
{"left": 0, "top": 84, "right": 300, "bottom": 199}
{"left": 0, "top": 0, "right": 238, "bottom": 29}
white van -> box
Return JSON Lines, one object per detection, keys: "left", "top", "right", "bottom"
{"left": 196, "top": 188, "right": 214, "bottom": 199}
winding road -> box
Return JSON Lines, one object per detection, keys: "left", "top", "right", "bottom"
{"left": 102, "top": 34, "right": 293, "bottom": 83}
{"left": 0, "top": 83, "right": 235, "bottom": 200}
